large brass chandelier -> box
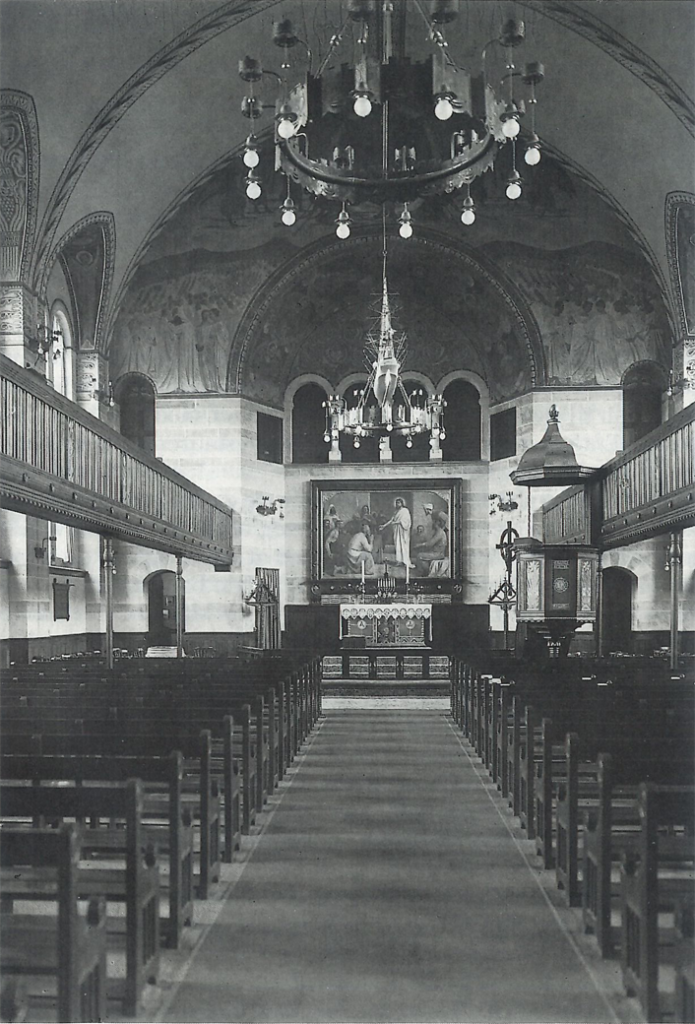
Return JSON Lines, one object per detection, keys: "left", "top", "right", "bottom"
{"left": 238, "top": 0, "right": 545, "bottom": 233}
{"left": 322, "top": 210, "right": 446, "bottom": 450}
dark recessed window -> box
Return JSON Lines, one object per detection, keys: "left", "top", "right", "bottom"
{"left": 490, "top": 407, "right": 517, "bottom": 461}
{"left": 257, "top": 412, "right": 283, "bottom": 464}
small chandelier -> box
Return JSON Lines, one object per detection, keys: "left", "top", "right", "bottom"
{"left": 322, "top": 213, "right": 446, "bottom": 450}
{"left": 238, "top": 1, "right": 545, "bottom": 232}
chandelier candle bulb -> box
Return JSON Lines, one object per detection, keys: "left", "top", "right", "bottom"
{"left": 434, "top": 95, "right": 454, "bottom": 120}
{"left": 245, "top": 172, "right": 262, "bottom": 199}
{"left": 353, "top": 91, "right": 372, "bottom": 118}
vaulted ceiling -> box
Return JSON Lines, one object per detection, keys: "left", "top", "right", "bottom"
{"left": 2, "top": 0, "right": 693, "bottom": 398}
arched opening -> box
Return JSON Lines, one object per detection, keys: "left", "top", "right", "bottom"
{"left": 622, "top": 363, "right": 664, "bottom": 450}
{"left": 390, "top": 381, "right": 432, "bottom": 462}
{"left": 601, "top": 567, "right": 634, "bottom": 655}
{"left": 441, "top": 379, "right": 481, "bottom": 461}
{"left": 147, "top": 570, "right": 184, "bottom": 646}
{"left": 116, "top": 374, "right": 156, "bottom": 455}
{"left": 49, "top": 306, "right": 74, "bottom": 564}
{"left": 339, "top": 383, "right": 379, "bottom": 463}
{"left": 292, "top": 382, "right": 328, "bottom": 463}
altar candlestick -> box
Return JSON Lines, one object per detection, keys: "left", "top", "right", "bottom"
{"left": 361, "top": 562, "right": 365, "bottom": 585}
{"left": 406, "top": 564, "right": 410, "bottom": 587}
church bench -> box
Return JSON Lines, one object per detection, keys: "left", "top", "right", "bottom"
{"left": 531, "top": 701, "right": 694, "bottom": 871}
{"left": 1, "top": 703, "right": 245, "bottom": 858}
{"left": 0, "top": 751, "right": 194, "bottom": 948}
{"left": 673, "top": 905, "right": 694, "bottom": 1024}
{"left": 509, "top": 688, "right": 693, "bottom": 839}
{"left": 583, "top": 754, "right": 694, "bottom": 960}
{"left": 0, "top": 779, "right": 160, "bottom": 1015}
{"left": 620, "top": 784, "right": 695, "bottom": 1024}
{"left": 1, "top": 727, "right": 225, "bottom": 895}
{"left": 0, "top": 825, "right": 107, "bottom": 1023}
{"left": 553, "top": 730, "right": 693, "bottom": 906}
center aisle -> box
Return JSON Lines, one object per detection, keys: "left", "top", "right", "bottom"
{"left": 160, "top": 708, "right": 618, "bottom": 1024}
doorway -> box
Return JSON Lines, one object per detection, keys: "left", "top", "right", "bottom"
{"left": 601, "top": 567, "right": 634, "bottom": 654}
{"left": 147, "top": 570, "right": 184, "bottom": 645}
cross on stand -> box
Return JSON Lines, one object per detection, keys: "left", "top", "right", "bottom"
{"left": 489, "top": 521, "right": 519, "bottom": 650}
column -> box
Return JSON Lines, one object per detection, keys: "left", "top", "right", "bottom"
{"left": 175, "top": 555, "right": 184, "bottom": 658}
{"left": 101, "top": 536, "right": 115, "bottom": 669}
{"left": 668, "top": 531, "right": 682, "bottom": 671}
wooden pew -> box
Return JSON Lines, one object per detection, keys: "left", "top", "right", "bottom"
{"left": 0, "top": 825, "right": 107, "bottom": 1023}
{"left": 620, "top": 784, "right": 694, "bottom": 1023}
{"left": 582, "top": 754, "right": 693, "bottom": 959}
{"left": 554, "top": 731, "right": 692, "bottom": 907}
{"left": 1, "top": 727, "right": 224, "bottom": 897}
{"left": 0, "top": 751, "right": 194, "bottom": 948}
{"left": 674, "top": 905, "right": 694, "bottom": 1024}
{"left": 0, "top": 778, "right": 160, "bottom": 1015}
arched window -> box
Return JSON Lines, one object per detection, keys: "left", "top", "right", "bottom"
{"left": 339, "top": 383, "right": 379, "bottom": 463}
{"left": 622, "top": 363, "right": 664, "bottom": 450}
{"left": 441, "top": 379, "right": 481, "bottom": 461}
{"left": 116, "top": 374, "right": 156, "bottom": 456}
{"left": 391, "top": 381, "right": 431, "bottom": 462}
{"left": 49, "top": 306, "right": 74, "bottom": 564}
{"left": 292, "top": 383, "right": 329, "bottom": 463}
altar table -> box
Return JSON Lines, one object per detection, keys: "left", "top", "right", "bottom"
{"left": 339, "top": 603, "right": 432, "bottom": 647}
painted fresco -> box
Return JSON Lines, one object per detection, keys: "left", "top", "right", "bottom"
{"left": 319, "top": 486, "right": 452, "bottom": 580}
{"left": 109, "top": 248, "right": 278, "bottom": 393}
{"left": 484, "top": 241, "right": 671, "bottom": 386}
{"left": 109, "top": 153, "right": 671, "bottom": 401}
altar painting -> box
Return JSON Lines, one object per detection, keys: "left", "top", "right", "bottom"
{"left": 317, "top": 485, "right": 453, "bottom": 580}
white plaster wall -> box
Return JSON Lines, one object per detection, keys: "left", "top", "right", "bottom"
{"left": 0, "top": 567, "right": 10, "bottom": 639}
{"left": 602, "top": 538, "right": 670, "bottom": 633}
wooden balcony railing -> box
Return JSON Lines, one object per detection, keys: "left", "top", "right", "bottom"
{"left": 541, "top": 484, "right": 594, "bottom": 546}
{"left": 1, "top": 356, "right": 234, "bottom": 565}
{"left": 540, "top": 404, "right": 694, "bottom": 550}
{"left": 599, "top": 403, "right": 694, "bottom": 547}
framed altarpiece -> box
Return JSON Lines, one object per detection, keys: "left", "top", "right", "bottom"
{"left": 309, "top": 479, "right": 464, "bottom": 602}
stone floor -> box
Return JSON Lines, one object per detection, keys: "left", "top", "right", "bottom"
{"left": 153, "top": 703, "right": 640, "bottom": 1024}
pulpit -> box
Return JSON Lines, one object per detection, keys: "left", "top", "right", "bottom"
{"left": 339, "top": 602, "right": 432, "bottom": 647}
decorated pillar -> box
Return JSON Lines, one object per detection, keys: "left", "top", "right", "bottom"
{"left": 1, "top": 92, "right": 40, "bottom": 367}
{"left": 75, "top": 349, "right": 111, "bottom": 418}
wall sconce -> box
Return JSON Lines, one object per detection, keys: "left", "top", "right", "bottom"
{"left": 94, "top": 380, "right": 115, "bottom": 407}
{"left": 34, "top": 543, "right": 47, "bottom": 560}
{"left": 489, "top": 492, "right": 520, "bottom": 516}
{"left": 667, "top": 366, "right": 694, "bottom": 397}
{"left": 27, "top": 324, "right": 62, "bottom": 364}
{"left": 256, "top": 497, "right": 285, "bottom": 518}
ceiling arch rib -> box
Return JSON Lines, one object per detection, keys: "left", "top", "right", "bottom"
{"left": 29, "top": 0, "right": 284, "bottom": 291}
{"left": 38, "top": 0, "right": 691, "bottom": 332}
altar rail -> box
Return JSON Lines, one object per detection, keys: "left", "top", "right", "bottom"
{"left": 0, "top": 356, "right": 234, "bottom": 565}
{"left": 541, "top": 405, "right": 694, "bottom": 549}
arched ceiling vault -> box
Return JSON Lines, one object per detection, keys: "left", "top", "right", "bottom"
{"left": 1, "top": 0, "right": 692, "bottom": 338}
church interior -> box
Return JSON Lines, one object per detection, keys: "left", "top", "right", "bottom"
{"left": 0, "top": 1, "right": 694, "bottom": 1022}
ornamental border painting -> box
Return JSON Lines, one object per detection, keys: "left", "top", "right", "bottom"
{"left": 311, "top": 479, "right": 463, "bottom": 589}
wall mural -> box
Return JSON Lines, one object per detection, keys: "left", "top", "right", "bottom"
{"left": 109, "top": 155, "right": 671, "bottom": 401}
{"left": 235, "top": 238, "right": 539, "bottom": 405}
{"left": 109, "top": 247, "right": 279, "bottom": 392}
{"left": 483, "top": 241, "right": 671, "bottom": 386}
